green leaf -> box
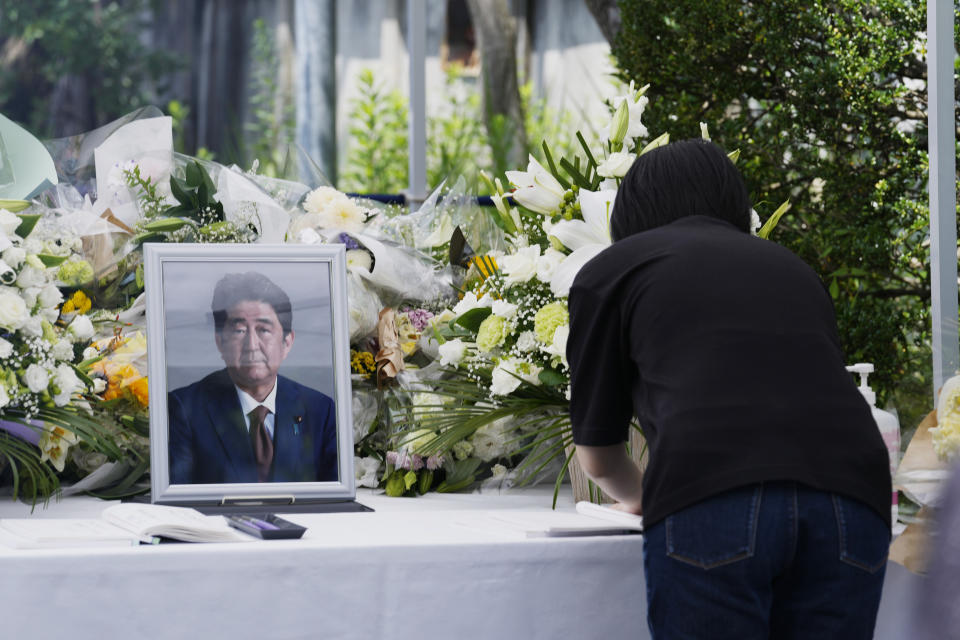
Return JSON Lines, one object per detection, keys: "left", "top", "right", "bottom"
{"left": 384, "top": 470, "right": 407, "bottom": 497}
{"left": 143, "top": 217, "right": 188, "bottom": 232}
{"left": 403, "top": 470, "right": 418, "bottom": 490}
{"left": 14, "top": 214, "right": 41, "bottom": 238}
{"left": 758, "top": 200, "right": 791, "bottom": 239}
{"left": 168, "top": 175, "right": 191, "bottom": 205}
{"left": 727, "top": 149, "right": 741, "bottom": 163}
{"left": 417, "top": 469, "right": 434, "bottom": 494}
{"left": 541, "top": 142, "right": 571, "bottom": 190}
{"left": 1, "top": 200, "right": 31, "bottom": 213}
{"left": 538, "top": 368, "right": 566, "bottom": 386}
{"left": 829, "top": 278, "right": 839, "bottom": 299}
{"left": 36, "top": 254, "right": 68, "bottom": 268}
{"left": 454, "top": 307, "right": 492, "bottom": 333}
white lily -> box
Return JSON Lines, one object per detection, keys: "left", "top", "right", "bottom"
{"left": 548, "top": 189, "right": 617, "bottom": 297}
{"left": 596, "top": 151, "right": 635, "bottom": 178}
{"left": 611, "top": 81, "right": 650, "bottom": 141}
{"left": 505, "top": 155, "right": 566, "bottom": 215}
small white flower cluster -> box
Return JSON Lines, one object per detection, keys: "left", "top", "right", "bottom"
{"left": 0, "top": 209, "right": 92, "bottom": 419}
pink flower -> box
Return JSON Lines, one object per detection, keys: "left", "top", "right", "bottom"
{"left": 426, "top": 455, "right": 444, "bottom": 471}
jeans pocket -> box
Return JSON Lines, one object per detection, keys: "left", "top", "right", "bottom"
{"left": 665, "top": 484, "right": 762, "bottom": 569}
{"left": 833, "top": 494, "right": 890, "bottom": 573}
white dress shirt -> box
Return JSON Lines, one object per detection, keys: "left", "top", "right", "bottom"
{"left": 234, "top": 380, "right": 278, "bottom": 440}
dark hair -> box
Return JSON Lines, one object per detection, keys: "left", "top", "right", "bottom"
{"left": 211, "top": 272, "right": 293, "bottom": 335}
{"left": 610, "top": 138, "right": 752, "bottom": 241}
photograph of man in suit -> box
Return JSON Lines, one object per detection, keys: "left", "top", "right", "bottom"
{"left": 168, "top": 271, "right": 338, "bottom": 484}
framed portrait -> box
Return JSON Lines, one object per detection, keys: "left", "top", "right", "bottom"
{"left": 145, "top": 243, "right": 363, "bottom": 511}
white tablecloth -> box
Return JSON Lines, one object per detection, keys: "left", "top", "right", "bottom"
{"left": 0, "top": 488, "right": 918, "bottom": 640}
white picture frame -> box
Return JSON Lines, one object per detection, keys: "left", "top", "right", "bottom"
{"left": 145, "top": 243, "right": 357, "bottom": 508}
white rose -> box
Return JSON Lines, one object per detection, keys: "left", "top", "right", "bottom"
{"left": 24, "top": 363, "right": 50, "bottom": 393}
{"left": 0, "top": 209, "right": 21, "bottom": 237}
{"left": 490, "top": 357, "right": 541, "bottom": 395}
{"left": 52, "top": 339, "right": 74, "bottom": 361}
{"left": 0, "top": 289, "right": 28, "bottom": 330}
{"left": 2, "top": 247, "right": 25, "bottom": 268}
{"left": 68, "top": 315, "right": 95, "bottom": 341}
{"left": 40, "top": 308, "right": 59, "bottom": 324}
{"left": 536, "top": 248, "right": 566, "bottom": 284}
{"left": 596, "top": 151, "right": 636, "bottom": 178}
{"left": 20, "top": 286, "right": 38, "bottom": 309}
{"left": 53, "top": 364, "right": 83, "bottom": 406}
{"left": 452, "top": 291, "right": 492, "bottom": 316}
{"left": 346, "top": 249, "right": 373, "bottom": 272}
{"left": 38, "top": 284, "right": 63, "bottom": 309}
{"left": 0, "top": 337, "right": 12, "bottom": 358}
{"left": 491, "top": 299, "right": 518, "bottom": 319}
{"left": 0, "top": 259, "right": 16, "bottom": 285}
{"left": 500, "top": 245, "right": 541, "bottom": 286}
{"left": 490, "top": 364, "right": 523, "bottom": 396}
{"left": 438, "top": 338, "right": 468, "bottom": 367}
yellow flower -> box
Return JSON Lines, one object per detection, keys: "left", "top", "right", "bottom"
{"left": 350, "top": 350, "right": 376, "bottom": 378}
{"left": 38, "top": 425, "right": 79, "bottom": 472}
{"left": 61, "top": 290, "right": 92, "bottom": 316}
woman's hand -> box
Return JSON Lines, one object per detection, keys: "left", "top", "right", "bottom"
{"left": 575, "top": 443, "right": 644, "bottom": 511}
{"left": 610, "top": 501, "right": 643, "bottom": 516}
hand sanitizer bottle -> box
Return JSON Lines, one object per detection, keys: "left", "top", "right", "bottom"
{"left": 847, "top": 363, "right": 900, "bottom": 527}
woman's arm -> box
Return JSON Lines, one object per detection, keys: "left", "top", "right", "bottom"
{"left": 575, "top": 443, "right": 644, "bottom": 515}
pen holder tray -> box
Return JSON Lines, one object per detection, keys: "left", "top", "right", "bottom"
{"left": 227, "top": 514, "right": 307, "bottom": 540}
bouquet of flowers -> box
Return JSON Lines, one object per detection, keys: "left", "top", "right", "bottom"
{"left": 0, "top": 207, "right": 127, "bottom": 501}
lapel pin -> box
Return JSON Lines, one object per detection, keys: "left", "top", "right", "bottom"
{"left": 293, "top": 415, "right": 303, "bottom": 435}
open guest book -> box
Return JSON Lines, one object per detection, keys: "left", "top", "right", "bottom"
{"left": 455, "top": 502, "right": 644, "bottom": 539}
{"left": 0, "top": 503, "right": 250, "bottom": 548}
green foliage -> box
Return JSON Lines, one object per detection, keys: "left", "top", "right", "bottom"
{"left": 339, "top": 67, "right": 594, "bottom": 194}
{"left": 245, "top": 18, "right": 296, "bottom": 177}
{"left": 0, "top": 0, "right": 177, "bottom": 136}
{"left": 613, "top": 0, "right": 947, "bottom": 426}
{"left": 339, "top": 69, "right": 410, "bottom": 193}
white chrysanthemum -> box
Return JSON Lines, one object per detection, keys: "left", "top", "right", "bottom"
{"left": 0, "top": 288, "right": 28, "bottom": 330}
{"left": 303, "top": 186, "right": 349, "bottom": 214}
{"left": 318, "top": 198, "right": 365, "bottom": 233}
{"left": 24, "top": 363, "right": 50, "bottom": 393}
{"left": 287, "top": 212, "right": 324, "bottom": 238}
{"left": 346, "top": 249, "right": 373, "bottom": 272}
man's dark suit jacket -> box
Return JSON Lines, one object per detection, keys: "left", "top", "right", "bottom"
{"left": 168, "top": 369, "right": 338, "bottom": 484}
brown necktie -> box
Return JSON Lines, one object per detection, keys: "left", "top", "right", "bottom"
{"left": 249, "top": 405, "right": 273, "bottom": 482}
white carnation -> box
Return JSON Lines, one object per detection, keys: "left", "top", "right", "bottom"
{"left": 438, "top": 338, "right": 468, "bottom": 367}
{"left": 0, "top": 289, "right": 28, "bottom": 330}
{"left": 21, "top": 315, "right": 42, "bottom": 337}
{"left": 24, "top": 363, "right": 50, "bottom": 393}
{"left": 68, "top": 314, "right": 95, "bottom": 341}
{"left": 2, "top": 246, "right": 25, "bottom": 268}
{"left": 52, "top": 339, "right": 74, "bottom": 361}
{"left": 516, "top": 331, "right": 538, "bottom": 352}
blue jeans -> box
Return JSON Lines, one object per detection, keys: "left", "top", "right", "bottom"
{"left": 643, "top": 482, "right": 889, "bottom": 639}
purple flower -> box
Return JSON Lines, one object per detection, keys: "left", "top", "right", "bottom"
{"left": 386, "top": 451, "right": 398, "bottom": 466}
{"left": 338, "top": 232, "right": 361, "bottom": 250}
{"left": 411, "top": 454, "right": 425, "bottom": 471}
{"left": 405, "top": 308, "right": 435, "bottom": 332}
{"left": 426, "top": 455, "right": 444, "bottom": 471}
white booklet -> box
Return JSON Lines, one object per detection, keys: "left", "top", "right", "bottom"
{"left": 456, "top": 504, "right": 644, "bottom": 539}
{"left": 0, "top": 503, "right": 250, "bottom": 549}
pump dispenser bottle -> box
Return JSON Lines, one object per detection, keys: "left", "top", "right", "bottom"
{"left": 846, "top": 363, "right": 900, "bottom": 526}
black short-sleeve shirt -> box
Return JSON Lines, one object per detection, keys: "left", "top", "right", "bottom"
{"left": 567, "top": 215, "right": 891, "bottom": 527}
